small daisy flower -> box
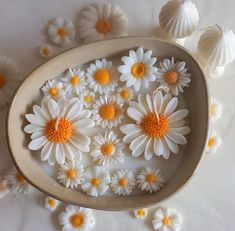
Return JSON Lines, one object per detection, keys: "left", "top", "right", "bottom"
{"left": 156, "top": 57, "right": 191, "bottom": 96}
{"left": 44, "top": 196, "right": 60, "bottom": 211}
{"left": 4, "top": 169, "right": 32, "bottom": 194}
{"left": 0, "top": 56, "right": 20, "bottom": 108}
{"left": 78, "top": 3, "right": 128, "bottom": 43}
{"left": 92, "top": 95, "right": 123, "bottom": 128}
{"left": 0, "top": 177, "right": 9, "bottom": 199}
{"left": 117, "top": 86, "right": 134, "bottom": 103}
{"left": 40, "top": 45, "right": 51, "bottom": 58}
{"left": 87, "top": 59, "right": 118, "bottom": 95}
{"left": 137, "top": 167, "right": 165, "bottom": 193}
{"left": 118, "top": 47, "right": 157, "bottom": 91}
{"left": 91, "top": 131, "right": 125, "bottom": 167}
{"left": 24, "top": 97, "right": 95, "bottom": 165}
{"left": 110, "top": 169, "right": 135, "bottom": 196}
{"left": 210, "top": 98, "right": 222, "bottom": 122}
{"left": 206, "top": 130, "right": 222, "bottom": 154}
{"left": 57, "top": 160, "right": 84, "bottom": 188}
{"left": 133, "top": 208, "right": 148, "bottom": 219}
{"left": 58, "top": 205, "right": 95, "bottom": 231}
{"left": 48, "top": 18, "right": 75, "bottom": 46}
{"left": 41, "top": 79, "right": 65, "bottom": 100}
{"left": 62, "top": 68, "right": 86, "bottom": 95}
{"left": 81, "top": 166, "right": 110, "bottom": 197}
{"left": 152, "top": 207, "right": 182, "bottom": 231}
{"left": 80, "top": 90, "right": 95, "bottom": 108}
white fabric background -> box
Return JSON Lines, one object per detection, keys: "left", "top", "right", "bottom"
{"left": 0, "top": 0, "right": 235, "bottom": 230}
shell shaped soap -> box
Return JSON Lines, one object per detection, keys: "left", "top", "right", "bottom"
{"left": 159, "top": 0, "right": 199, "bottom": 38}
{"left": 198, "top": 25, "right": 235, "bottom": 67}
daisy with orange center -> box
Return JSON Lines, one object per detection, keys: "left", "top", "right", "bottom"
{"left": 41, "top": 79, "right": 65, "bottom": 100}
{"left": 210, "top": 98, "right": 222, "bottom": 122}
{"left": 78, "top": 3, "right": 128, "bottom": 43}
{"left": 44, "top": 196, "right": 60, "bottom": 211}
{"left": 133, "top": 208, "right": 148, "bottom": 219}
{"left": 79, "top": 90, "right": 95, "bottom": 108}
{"left": 120, "top": 91, "right": 190, "bottom": 160}
{"left": 40, "top": 45, "right": 51, "bottom": 58}
{"left": 0, "top": 177, "right": 9, "bottom": 199}
{"left": 24, "top": 97, "right": 95, "bottom": 165}
{"left": 206, "top": 130, "right": 222, "bottom": 154}
{"left": 117, "top": 86, "right": 134, "bottom": 103}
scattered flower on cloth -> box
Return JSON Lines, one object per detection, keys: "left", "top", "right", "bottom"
{"left": 0, "top": 177, "right": 9, "bottom": 199}
{"left": 24, "top": 97, "right": 95, "bottom": 165}
{"left": 117, "top": 86, "right": 134, "bottom": 103}
{"left": 137, "top": 167, "right": 165, "bottom": 193}
{"left": 58, "top": 205, "right": 95, "bottom": 231}
{"left": 78, "top": 3, "right": 128, "bottom": 43}
{"left": 120, "top": 91, "right": 190, "bottom": 160}
{"left": 152, "top": 207, "right": 182, "bottom": 231}
{"left": 0, "top": 56, "right": 20, "bottom": 108}
{"left": 210, "top": 98, "right": 222, "bottom": 122}
{"left": 40, "top": 45, "right": 51, "bottom": 59}
{"left": 41, "top": 79, "right": 65, "bottom": 100}
{"left": 79, "top": 90, "right": 95, "bottom": 108}
{"left": 81, "top": 166, "right": 110, "bottom": 197}
{"left": 156, "top": 57, "right": 191, "bottom": 96}
{"left": 48, "top": 18, "right": 75, "bottom": 46}
{"left": 110, "top": 169, "right": 135, "bottom": 195}
{"left": 206, "top": 130, "right": 222, "bottom": 154}
{"left": 118, "top": 47, "right": 157, "bottom": 91}
{"left": 44, "top": 196, "right": 60, "bottom": 211}
{"left": 133, "top": 208, "right": 148, "bottom": 219}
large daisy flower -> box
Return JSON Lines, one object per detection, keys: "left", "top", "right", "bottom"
{"left": 120, "top": 92, "right": 191, "bottom": 160}
{"left": 90, "top": 131, "right": 125, "bottom": 167}
{"left": 79, "top": 90, "right": 96, "bottom": 108}
{"left": 58, "top": 205, "right": 95, "bottom": 231}
{"left": 41, "top": 79, "right": 65, "bottom": 100}
{"left": 210, "top": 98, "right": 222, "bottom": 122}
{"left": 48, "top": 18, "right": 75, "bottom": 46}
{"left": 156, "top": 57, "right": 191, "bottom": 96}
{"left": 118, "top": 47, "right": 157, "bottom": 91}
{"left": 0, "top": 177, "right": 9, "bottom": 199}
{"left": 87, "top": 59, "right": 118, "bottom": 95}
{"left": 61, "top": 68, "right": 86, "bottom": 95}
{"left": 44, "top": 196, "right": 60, "bottom": 211}
{"left": 78, "top": 3, "right": 128, "bottom": 43}
{"left": 206, "top": 130, "right": 222, "bottom": 154}
{"left": 92, "top": 95, "right": 123, "bottom": 128}
{"left": 24, "top": 97, "right": 95, "bottom": 165}
{"left": 0, "top": 56, "right": 20, "bottom": 108}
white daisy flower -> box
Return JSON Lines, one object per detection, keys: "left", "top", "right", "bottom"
{"left": 0, "top": 56, "right": 20, "bottom": 108}
{"left": 118, "top": 47, "right": 157, "bottom": 91}
{"left": 57, "top": 160, "right": 84, "bottom": 188}
{"left": 91, "top": 131, "right": 125, "bottom": 167}
{"left": 44, "top": 196, "right": 60, "bottom": 211}
{"left": 117, "top": 86, "right": 134, "bottom": 103}
{"left": 133, "top": 208, "right": 148, "bottom": 219}
{"left": 41, "top": 79, "right": 65, "bottom": 100}
{"left": 4, "top": 169, "right": 32, "bottom": 194}
{"left": 40, "top": 45, "right": 51, "bottom": 59}
{"left": 81, "top": 166, "right": 110, "bottom": 197}
{"left": 0, "top": 177, "right": 9, "bottom": 199}
{"left": 137, "top": 167, "right": 165, "bottom": 193}
{"left": 156, "top": 57, "right": 191, "bottom": 96}
{"left": 87, "top": 59, "right": 118, "bottom": 95}
{"left": 206, "top": 130, "right": 222, "bottom": 154}
{"left": 110, "top": 169, "right": 135, "bottom": 196}
{"left": 58, "top": 205, "right": 95, "bottom": 231}
{"left": 61, "top": 68, "right": 86, "bottom": 95}
{"left": 48, "top": 18, "right": 75, "bottom": 46}
{"left": 78, "top": 3, "right": 128, "bottom": 43}
{"left": 24, "top": 97, "right": 95, "bottom": 165}
{"left": 210, "top": 98, "right": 222, "bottom": 122}
{"left": 92, "top": 95, "right": 123, "bottom": 128}
{"left": 120, "top": 92, "right": 191, "bottom": 160}
{"left": 79, "top": 90, "right": 95, "bottom": 108}
{"left": 152, "top": 207, "right": 182, "bottom": 231}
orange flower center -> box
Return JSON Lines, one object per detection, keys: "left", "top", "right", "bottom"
{"left": 66, "top": 169, "right": 76, "bottom": 179}
{"left": 91, "top": 177, "right": 100, "bottom": 186}
{"left": 164, "top": 71, "right": 178, "bottom": 84}
{"left": 45, "top": 118, "right": 73, "bottom": 143}
{"left": 163, "top": 217, "right": 171, "bottom": 226}
{"left": 70, "top": 214, "right": 84, "bottom": 228}
{"left": 141, "top": 113, "right": 169, "bottom": 138}
{"left": 70, "top": 76, "right": 80, "bottom": 86}
{"left": 57, "top": 27, "right": 67, "bottom": 38}
{"left": 99, "top": 103, "right": 118, "bottom": 120}
{"left": 49, "top": 87, "right": 59, "bottom": 97}
{"left": 120, "top": 89, "right": 130, "bottom": 100}
{"left": 48, "top": 198, "right": 56, "bottom": 207}
{"left": 131, "top": 63, "right": 146, "bottom": 79}
{"left": 94, "top": 69, "right": 110, "bottom": 85}
{"left": 0, "top": 73, "right": 7, "bottom": 88}
{"left": 210, "top": 105, "right": 216, "bottom": 114}
{"left": 96, "top": 19, "right": 111, "bottom": 34}
{"left": 84, "top": 95, "right": 92, "bottom": 103}
{"left": 101, "top": 143, "right": 114, "bottom": 156}
{"left": 208, "top": 137, "right": 215, "bottom": 147}
{"left": 145, "top": 174, "right": 156, "bottom": 183}
{"left": 118, "top": 178, "right": 128, "bottom": 187}
{"left": 17, "top": 174, "right": 25, "bottom": 183}
{"left": 42, "top": 47, "right": 50, "bottom": 57}
{"left": 137, "top": 209, "right": 146, "bottom": 217}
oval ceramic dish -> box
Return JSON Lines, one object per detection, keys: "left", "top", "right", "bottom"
{"left": 7, "top": 37, "right": 209, "bottom": 211}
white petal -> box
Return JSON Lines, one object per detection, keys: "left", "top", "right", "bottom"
{"left": 127, "top": 107, "right": 143, "bottom": 122}
{"left": 154, "top": 139, "right": 163, "bottom": 156}
{"left": 28, "top": 136, "right": 47, "bottom": 150}
{"left": 41, "top": 142, "right": 53, "bottom": 161}
{"left": 168, "top": 109, "right": 189, "bottom": 122}
{"left": 164, "top": 97, "right": 178, "bottom": 116}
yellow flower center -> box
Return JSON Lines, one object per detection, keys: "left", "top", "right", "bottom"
{"left": 70, "top": 214, "right": 84, "bottom": 228}
{"left": 131, "top": 63, "right": 146, "bottom": 79}
{"left": 42, "top": 47, "right": 50, "bottom": 57}
{"left": 48, "top": 198, "right": 56, "bottom": 207}
{"left": 57, "top": 27, "right": 67, "bottom": 38}
{"left": 164, "top": 71, "right": 178, "bottom": 84}
{"left": 137, "top": 209, "right": 146, "bottom": 217}
{"left": 101, "top": 143, "right": 114, "bottom": 156}
{"left": 66, "top": 169, "right": 76, "bottom": 179}
{"left": 91, "top": 177, "right": 100, "bottom": 186}
{"left": 0, "top": 73, "right": 7, "bottom": 88}
{"left": 210, "top": 105, "right": 216, "bottom": 114}
{"left": 17, "top": 174, "right": 25, "bottom": 183}
{"left": 84, "top": 95, "right": 92, "bottom": 103}
{"left": 45, "top": 118, "right": 73, "bottom": 143}
{"left": 70, "top": 76, "right": 80, "bottom": 86}
{"left": 118, "top": 178, "right": 128, "bottom": 187}
{"left": 49, "top": 87, "right": 59, "bottom": 97}
{"left": 163, "top": 217, "right": 171, "bottom": 226}
{"left": 208, "top": 137, "right": 215, "bottom": 147}
{"left": 94, "top": 69, "right": 110, "bottom": 85}
{"left": 120, "top": 89, "right": 130, "bottom": 100}
{"left": 99, "top": 103, "right": 118, "bottom": 120}
{"left": 96, "top": 19, "right": 111, "bottom": 34}
{"left": 141, "top": 113, "right": 169, "bottom": 138}
{"left": 145, "top": 174, "right": 156, "bottom": 183}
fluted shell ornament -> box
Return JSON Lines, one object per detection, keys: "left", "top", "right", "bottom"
{"left": 198, "top": 25, "right": 235, "bottom": 78}
{"left": 159, "top": 0, "right": 199, "bottom": 45}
